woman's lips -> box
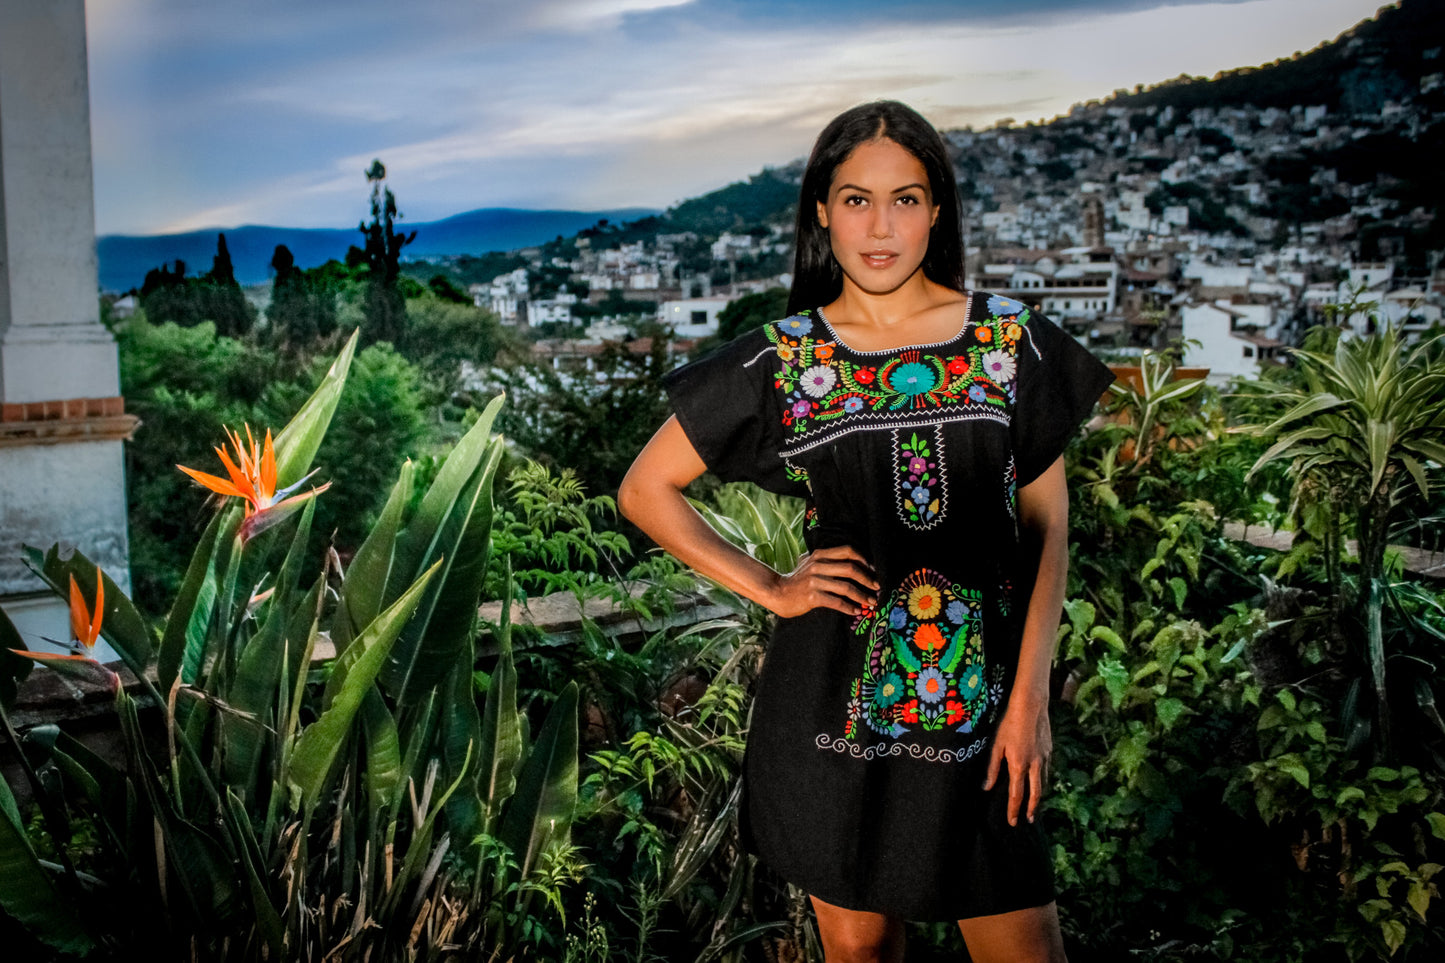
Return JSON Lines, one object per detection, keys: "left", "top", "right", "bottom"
{"left": 863, "top": 251, "right": 899, "bottom": 268}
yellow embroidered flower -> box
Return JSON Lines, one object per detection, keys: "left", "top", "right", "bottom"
{"left": 907, "top": 583, "right": 943, "bottom": 620}
{"left": 1004, "top": 322, "right": 1022, "bottom": 342}
{"left": 777, "top": 344, "right": 795, "bottom": 363}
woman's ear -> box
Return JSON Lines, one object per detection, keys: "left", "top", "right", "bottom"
{"left": 816, "top": 199, "right": 829, "bottom": 229}
{"left": 930, "top": 204, "right": 939, "bottom": 228}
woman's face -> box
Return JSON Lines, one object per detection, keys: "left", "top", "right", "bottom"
{"left": 817, "top": 137, "right": 939, "bottom": 298}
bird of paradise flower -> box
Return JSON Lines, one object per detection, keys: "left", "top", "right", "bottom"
{"left": 178, "top": 424, "right": 330, "bottom": 541}
{"left": 9, "top": 568, "right": 120, "bottom": 690}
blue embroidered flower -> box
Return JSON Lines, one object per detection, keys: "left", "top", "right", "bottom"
{"left": 915, "top": 667, "right": 946, "bottom": 704}
{"left": 875, "top": 673, "right": 906, "bottom": 707}
{"left": 987, "top": 294, "right": 1024, "bottom": 317}
{"left": 968, "top": 383, "right": 988, "bottom": 403}
{"left": 888, "top": 362, "right": 938, "bottom": 396}
{"left": 778, "top": 316, "right": 812, "bottom": 336}
{"left": 888, "top": 606, "right": 907, "bottom": 629}
{"left": 843, "top": 396, "right": 864, "bottom": 413}
{"left": 959, "top": 666, "right": 984, "bottom": 700}
{"left": 911, "top": 486, "right": 931, "bottom": 505}
{"left": 945, "top": 600, "right": 968, "bottom": 625}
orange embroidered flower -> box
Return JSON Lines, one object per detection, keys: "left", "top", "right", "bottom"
{"left": 814, "top": 343, "right": 834, "bottom": 361}
{"left": 907, "top": 583, "right": 943, "bottom": 620}
{"left": 913, "top": 623, "right": 946, "bottom": 652}
{"left": 976, "top": 326, "right": 993, "bottom": 344}
{"left": 69, "top": 570, "right": 103, "bottom": 650}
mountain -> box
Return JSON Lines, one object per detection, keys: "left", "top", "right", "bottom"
{"left": 96, "top": 206, "right": 658, "bottom": 291}
{"left": 1110, "top": 0, "right": 1442, "bottom": 115}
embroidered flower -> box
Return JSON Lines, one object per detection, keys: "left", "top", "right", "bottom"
{"left": 947, "top": 356, "right": 969, "bottom": 375}
{"left": 915, "top": 667, "right": 946, "bottom": 703}
{"left": 913, "top": 623, "right": 946, "bottom": 652}
{"left": 847, "top": 696, "right": 863, "bottom": 718}
{"left": 800, "top": 364, "right": 837, "bottom": 398}
{"left": 900, "top": 700, "right": 921, "bottom": 724}
{"left": 907, "top": 583, "right": 942, "bottom": 620}
{"left": 854, "top": 367, "right": 876, "bottom": 385}
{"left": 1004, "top": 321, "right": 1023, "bottom": 343}
{"left": 976, "top": 326, "right": 993, "bottom": 344}
{"left": 779, "top": 316, "right": 812, "bottom": 336}
{"left": 968, "top": 383, "right": 988, "bottom": 403}
{"left": 875, "top": 673, "right": 906, "bottom": 707}
{"left": 945, "top": 600, "right": 968, "bottom": 625}
{"left": 790, "top": 398, "right": 812, "bottom": 418}
{"left": 907, "top": 456, "right": 929, "bottom": 476}
{"left": 888, "top": 362, "right": 938, "bottom": 396}
{"left": 945, "top": 700, "right": 968, "bottom": 725}
{"left": 815, "top": 343, "right": 834, "bottom": 361}
{"left": 988, "top": 294, "right": 1025, "bottom": 316}
{"left": 888, "top": 605, "right": 908, "bottom": 629}
{"left": 843, "top": 396, "right": 864, "bottom": 413}
{"left": 911, "top": 486, "right": 931, "bottom": 505}
{"left": 981, "top": 350, "right": 1016, "bottom": 385}
{"left": 960, "top": 666, "right": 984, "bottom": 700}
{"left": 777, "top": 344, "right": 795, "bottom": 363}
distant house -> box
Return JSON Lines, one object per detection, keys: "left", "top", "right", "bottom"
{"left": 1182, "top": 299, "right": 1282, "bottom": 382}
{"left": 657, "top": 297, "right": 731, "bottom": 338}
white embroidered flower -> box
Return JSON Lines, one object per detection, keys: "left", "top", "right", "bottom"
{"left": 799, "top": 364, "right": 837, "bottom": 398}
{"left": 980, "top": 349, "right": 1016, "bottom": 386}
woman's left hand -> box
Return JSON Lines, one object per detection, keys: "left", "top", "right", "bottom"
{"left": 982, "top": 700, "right": 1051, "bottom": 826}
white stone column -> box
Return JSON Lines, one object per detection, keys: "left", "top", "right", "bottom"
{"left": 0, "top": 0, "right": 135, "bottom": 661}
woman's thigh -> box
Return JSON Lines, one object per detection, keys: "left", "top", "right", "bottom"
{"left": 957, "top": 901, "right": 1066, "bottom": 963}
{"left": 810, "top": 895, "right": 905, "bottom": 963}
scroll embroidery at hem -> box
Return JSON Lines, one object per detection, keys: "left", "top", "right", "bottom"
{"left": 843, "top": 568, "right": 990, "bottom": 743}
{"left": 894, "top": 426, "right": 947, "bottom": 529}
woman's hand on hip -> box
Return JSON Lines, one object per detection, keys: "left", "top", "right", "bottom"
{"left": 765, "top": 545, "right": 878, "bottom": 619}
{"left": 983, "top": 700, "right": 1052, "bottom": 826}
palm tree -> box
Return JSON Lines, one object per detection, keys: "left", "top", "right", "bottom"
{"left": 1247, "top": 322, "right": 1445, "bottom": 756}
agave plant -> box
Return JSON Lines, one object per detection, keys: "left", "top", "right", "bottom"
{"left": 0, "top": 332, "right": 581, "bottom": 961}
{"left": 1247, "top": 322, "right": 1445, "bottom": 758}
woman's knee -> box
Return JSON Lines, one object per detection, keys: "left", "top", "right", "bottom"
{"left": 810, "top": 896, "right": 905, "bottom": 963}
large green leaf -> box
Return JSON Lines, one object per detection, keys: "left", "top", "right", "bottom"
{"left": 333, "top": 460, "right": 414, "bottom": 657}
{"left": 0, "top": 606, "right": 33, "bottom": 711}
{"left": 439, "top": 645, "right": 485, "bottom": 846}
{"left": 159, "top": 508, "right": 239, "bottom": 691}
{"left": 360, "top": 687, "right": 403, "bottom": 817}
{"left": 475, "top": 639, "right": 522, "bottom": 837}
{"left": 498, "top": 681, "right": 579, "bottom": 879}
{"left": 288, "top": 560, "right": 441, "bottom": 812}
{"left": 22, "top": 544, "right": 153, "bottom": 687}
{"left": 0, "top": 776, "right": 93, "bottom": 954}
{"left": 271, "top": 329, "right": 358, "bottom": 488}
{"left": 381, "top": 437, "right": 504, "bottom": 705}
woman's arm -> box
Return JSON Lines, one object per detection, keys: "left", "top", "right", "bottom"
{"left": 983, "top": 455, "right": 1070, "bottom": 826}
{"left": 619, "top": 416, "right": 877, "bottom": 619}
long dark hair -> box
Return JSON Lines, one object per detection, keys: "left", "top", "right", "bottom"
{"left": 787, "top": 101, "right": 964, "bottom": 315}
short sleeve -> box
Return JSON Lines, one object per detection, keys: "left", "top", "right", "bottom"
{"left": 1009, "top": 308, "right": 1116, "bottom": 486}
{"left": 663, "top": 328, "right": 795, "bottom": 493}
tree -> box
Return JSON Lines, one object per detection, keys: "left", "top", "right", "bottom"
{"left": 267, "top": 244, "right": 337, "bottom": 348}
{"left": 203, "top": 233, "right": 255, "bottom": 338}
{"left": 357, "top": 160, "right": 416, "bottom": 347}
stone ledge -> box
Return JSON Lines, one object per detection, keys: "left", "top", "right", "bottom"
{"left": 0, "top": 413, "right": 140, "bottom": 447}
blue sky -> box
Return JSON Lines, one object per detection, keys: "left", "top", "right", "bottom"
{"left": 85, "top": 0, "right": 1390, "bottom": 236}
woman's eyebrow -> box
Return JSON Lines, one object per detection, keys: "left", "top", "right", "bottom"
{"left": 835, "top": 182, "right": 928, "bottom": 194}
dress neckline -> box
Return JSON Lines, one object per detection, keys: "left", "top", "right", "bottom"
{"left": 813, "top": 293, "right": 975, "bottom": 357}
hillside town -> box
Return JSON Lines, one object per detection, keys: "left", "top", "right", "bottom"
{"left": 462, "top": 37, "right": 1443, "bottom": 385}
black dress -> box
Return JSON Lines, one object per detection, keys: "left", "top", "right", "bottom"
{"left": 663, "top": 292, "right": 1115, "bottom": 921}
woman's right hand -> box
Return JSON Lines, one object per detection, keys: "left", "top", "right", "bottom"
{"left": 765, "top": 545, "right": 878, "bottom": 618}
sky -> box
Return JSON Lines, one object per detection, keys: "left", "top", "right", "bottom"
{"left": 84, "top": 0, "right": 1392, "bottom": 237}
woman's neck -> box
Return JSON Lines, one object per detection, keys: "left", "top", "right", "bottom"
{"left": 820, "top": 275, "right": 968, "bottom": 352}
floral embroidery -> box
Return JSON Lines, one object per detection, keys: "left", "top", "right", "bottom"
{"left": 759, "top": 305, "right": 1027, "bottom": 453}
{"left": 894, "top": 427, "right": 946, "bottom": 529}
{"left": 845, "top": 569, "right": 990, "bottom": 740}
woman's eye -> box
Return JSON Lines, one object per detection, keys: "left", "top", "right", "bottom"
{"left": 897, "top": 195, "right": 920, "bottom": 205}
{"left": 843, "top": 195, "right": 866, "bottom": 206}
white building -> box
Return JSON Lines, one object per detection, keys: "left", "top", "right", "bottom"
{"left": 530, "top": 289, "right": 578, "bottom": 326}
{"left": 1182, "top": 300, "right": 1282, "bottom": 383}
{"left": 657, "top": 297, "right": 731, "bottom": 338}
{"left": 479, "top": 268, "right": 529, "bottom": 324}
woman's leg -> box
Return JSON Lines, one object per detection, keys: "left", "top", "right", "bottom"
{"left": 810, "top": 895, "right": 906, "bottom": 963}
{"left": 957, "top": 901, "right": 1067, "bottom": 963}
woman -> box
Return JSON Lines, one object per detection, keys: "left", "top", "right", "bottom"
{"left": 619, "top": 101, "right": 1113, "bottom": 962}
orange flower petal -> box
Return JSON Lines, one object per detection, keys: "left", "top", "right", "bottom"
{"left": 68, "top": 574, "right": 88, "bottom": 645}
{"left": 260, "top": 429, "right": 277, "bottom": 502}
{"left": 178, "top": 464, "right": 249, "bottom": 500}
{"left": 87, "top": 568, "right": 104, "bottom": 648}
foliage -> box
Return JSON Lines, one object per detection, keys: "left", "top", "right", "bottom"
{"left": 712, "top": 287, "right": 790, "bottom": 344}
{"left": 353, "top": 159, "right": 417, "bottom": 347}
{"left": 403, "top": 292, "right": 513, "bottom": 395}
{"left": 266, "top": 244, "right": 339, "bottom": 348}
{"left": 0, "top": 342, "right": 583, "bottom": 961}
{"left": 140, "top": 234, "right": 256, "bottom": 337}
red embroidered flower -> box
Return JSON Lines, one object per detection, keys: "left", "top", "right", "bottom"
{"left": 900, "top": 700, "right": 921, "bottom": 724}
{"left": 946, "top": 356, "right": 969, "bottom": 375}
{"left": 945, "top": 700, "right": 967, "bottom": 725}
{"left": 854, "top": 367, "right": 876, "bottom": 385}
{"left": 913, "top": 623, "right": 946, "bottom": 652}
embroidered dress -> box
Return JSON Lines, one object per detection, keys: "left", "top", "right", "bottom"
{"left": 663, "top": 293, "right": 1115, "bottom": 920}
